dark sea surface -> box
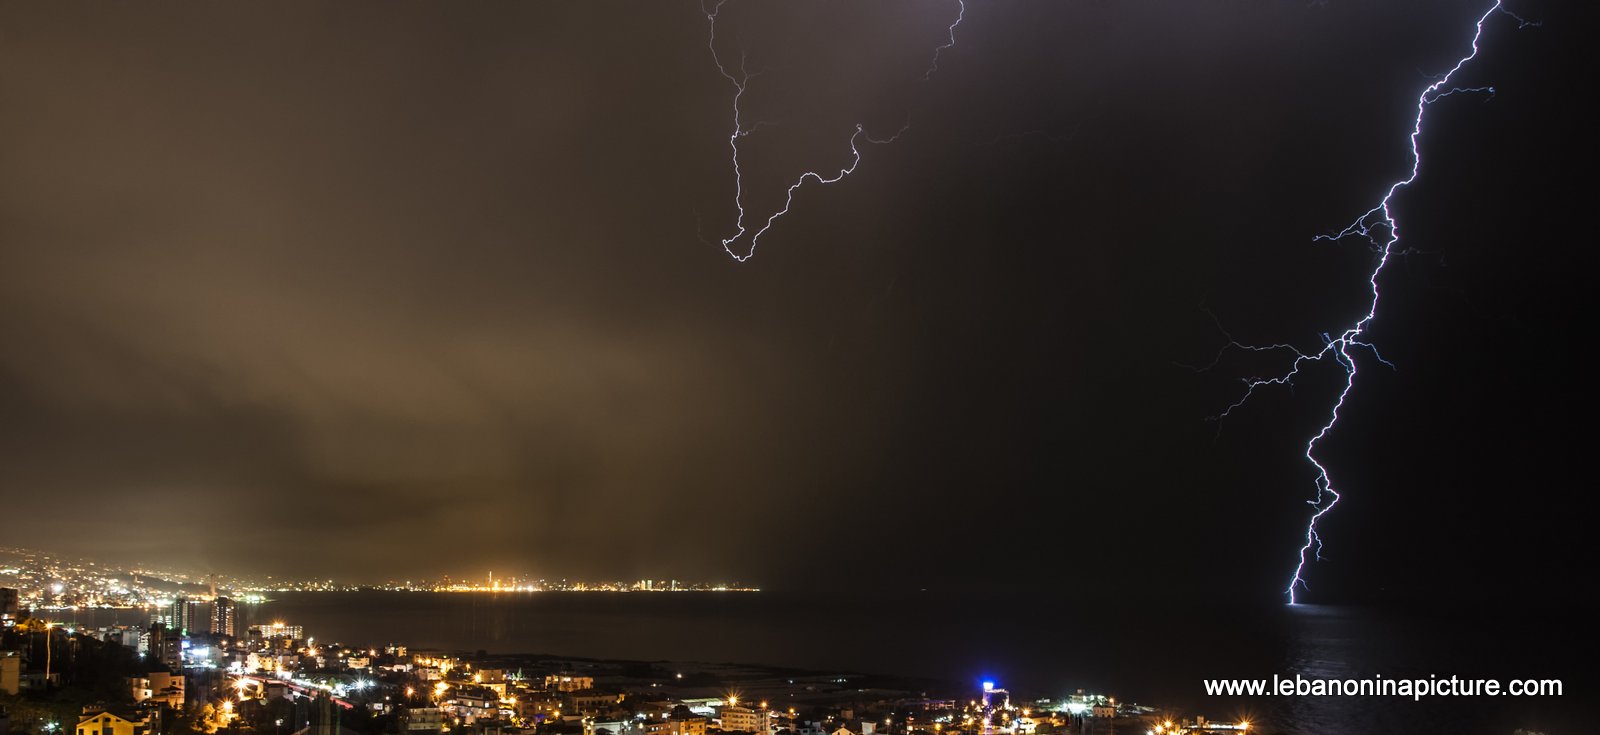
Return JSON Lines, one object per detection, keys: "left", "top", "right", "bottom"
{"left": 52, "top": 592, "right": 1588, "bottom": 735}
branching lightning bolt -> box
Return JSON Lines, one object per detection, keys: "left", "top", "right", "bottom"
{"left": 1205, "top": 1, "right": 1533, "bottom": 604}
{"left": 703, "top": 0, "right": 965, "bottom": 262}
{"left": 924, "top": 0, "right": 966, "bottom": 81}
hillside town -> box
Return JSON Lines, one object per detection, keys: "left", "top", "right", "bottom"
{"left": 0, "top": 590, "right": 1249, "bottom": 735}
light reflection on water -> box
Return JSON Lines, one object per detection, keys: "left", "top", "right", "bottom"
{"left": 1270, "top": 604, "right": 1583, "bottom": 735}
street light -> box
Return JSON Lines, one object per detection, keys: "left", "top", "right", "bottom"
{"left": 41, "top": 622, "right": 58, "bottom": 689}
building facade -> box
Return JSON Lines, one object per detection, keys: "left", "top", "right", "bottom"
{"left": 210, "top": 598, "right": 237, "bottom": 636}
{"left": 76, "top": 709, "right": 153, "bottom": 735}
{"left": 130, "top": 672, "right": 185, "bottom": 708}
{"left": 720, "top": 706, "right": 773, "bottom": 735}
{"left": 1, "top": 650, "right": 20, "bottom": 695}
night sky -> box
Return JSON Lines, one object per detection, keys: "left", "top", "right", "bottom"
{"left": 1, "top": 0, "right": 1591, "bottom": 604}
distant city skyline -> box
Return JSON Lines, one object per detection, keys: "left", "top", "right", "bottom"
{"left": 1, "top": 546, "right": 757, "bottom": 611}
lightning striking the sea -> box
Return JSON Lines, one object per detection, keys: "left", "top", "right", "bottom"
{"left": 703, "top": 0, "right": 964, "bottom": 262}
{"left": 1211, "top": 1, "right": 1534, "bottom": 603}
{"left": 701, "top": 1, "right": 1533, "bottom": 602}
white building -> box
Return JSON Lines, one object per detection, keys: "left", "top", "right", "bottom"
{"left": 720, "top": 707, "right": 773, "bottom": 735}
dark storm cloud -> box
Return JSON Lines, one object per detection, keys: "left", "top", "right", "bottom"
{"left": 1, "top": 0, "right": 1591, "bottom": 601}
{"left": 0, "top": 0, "right": 946, "bottom": 582}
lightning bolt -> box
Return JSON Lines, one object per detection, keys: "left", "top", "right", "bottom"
{"left": 703, "top": 0, "right": 965, "bottom": 262}
{"left": 1206, "top": 1, "right": 1534, "bottom": 604}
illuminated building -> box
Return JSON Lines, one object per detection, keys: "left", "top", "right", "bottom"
{"left": 249, "top": 621, "right": 302, "bottom": 638}
{"left": 568, "top": 690, "right": 625, "bottom": 715}
{"left": 400, "top": 708, "right": 445, "bottom": 734}
{"left": 477, "top": 668, "right": 505, "bottom": 684}
{"left": 92, "top": 626, "right": 145, "bottom": 653}
{"left": 247, "top": 622, "right": 304, "bottom": 647}
{"left": 720, "top": 706, "right": 773, "bottom": 735}
{"left": 980, "top": 682, "right": 1010, "bottom": 711}
{"left": 129, "top": 672, "right": 185, "bottom": 708}
{"left": 517, "top": 694, "right": 562, "bottom": 720}
{"left": 445, "top": 687, "right": 500, "bottom": 723}
{"left": 668, "top": 713, "right": 708, "bottom": 735}
{"left": 147, "top": 626, "right": 183, "bottom": 670}
{"left": 473, "top": 668, "right": 508, "bottom": 695}
{"left": 75, "top": 708, "right": 154, "bottom": 735}
{"left": 545, "top": 673, "right": 594, "bottom": 692}
{"left": 210, "top": 597, "right": 237, "bottom": 636}
{"left": 164, "top": 598, "right": 210, "bottom": 636}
